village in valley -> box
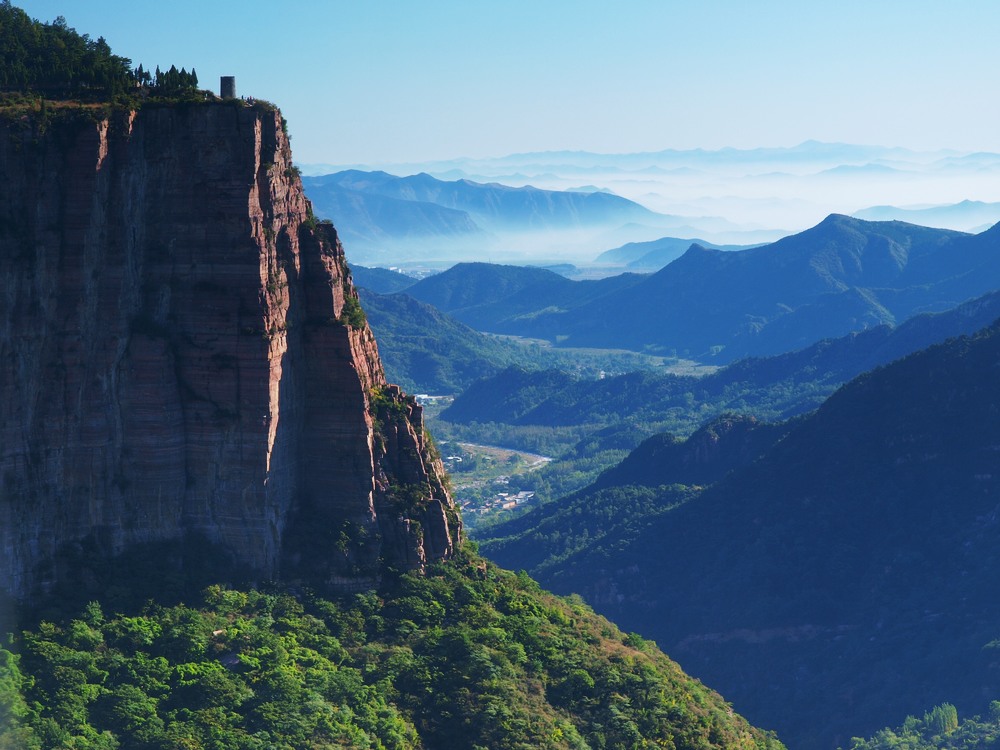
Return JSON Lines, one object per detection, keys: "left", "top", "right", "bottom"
{"left": 439, "top": 441, "right": 549, "bottom": 525}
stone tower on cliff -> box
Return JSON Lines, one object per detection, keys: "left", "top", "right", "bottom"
{"left": 0, "top": 102, "right": 460, "bottom": 602}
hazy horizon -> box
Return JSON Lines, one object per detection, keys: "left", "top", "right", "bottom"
{"left": 299, "top": 142, "right": 1000, "bottom": 266}
{"left": 13, "top": 1, "right": 1000, "bottom": 265}
{"left": 13, "top": 1, "right": 1000, "bottom": 166}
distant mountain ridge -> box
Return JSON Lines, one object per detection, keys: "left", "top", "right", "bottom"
{"left": 303, "top": 141, "right": 1000, "bottom": 256}
{"left": 357, "top": 288, "right": 535, "bottom": 394}
{"left": 854, "top": 199, "right": 1000, "bottom": 232}
{"left": 349, "top": 264, "right": 416, "bottom": 294}
{"left": 302, "top": 170, "right": 669, "bottom": 263}
{"left": 595, "top": 236, "right": 760, "bottom": 269}
{"left": 404, "top": 261, "right": 648, "bottom": 334}
{"left": 322, "top": 170, "right": 662, "bottom": 229}
{"left": 301, "top": 177, "right": 486, "bottom": 257}
{"left": 406, "top": 215, "right": 1000, "bottom": 362}
{"left": 303, "top": 141, "right": 957, "bottom": 177}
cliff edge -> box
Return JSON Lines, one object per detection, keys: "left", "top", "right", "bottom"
{"left": 0, "top": 101, "right": 460, "bottom": 601}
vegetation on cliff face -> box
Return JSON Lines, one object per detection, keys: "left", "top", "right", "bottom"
{"left": 0, "top": 551, "right": 783, "bottom": 750}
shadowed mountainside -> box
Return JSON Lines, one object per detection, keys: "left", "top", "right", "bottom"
{"left": 440, "top": 287, "right": 1000, "bottom": 434}
{"left": 480, "top": 321, "right": 1000, "bottom": 749}
{"left": 404, "top": 216, "right": 1000, "bottom": 363}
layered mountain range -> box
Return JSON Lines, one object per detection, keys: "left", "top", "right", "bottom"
{"left": 853, "top": 199, "right": 1000, "bottom": 233}
{"left": 0, "top": 102, "right": 459, "bottom": 603}
{"left": 400, "top": 215, "right": 1000, "bottom": 362}
{"left": 0, "top": 83, "right": 779, "bottom": 750}
{"left": 440, "top": 286, "right": 1000, "bottom": 432}
{"left": 301, "top": 170, "right": 672, "bottom": 263}
{"left": 313, "top": 142, "right": 1000, "bottom": 244}
{"left": 481, "top": 322, "right": 1000, "bottom": 748}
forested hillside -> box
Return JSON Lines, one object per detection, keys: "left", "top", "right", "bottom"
{"left": 403, "top": 261, "right": 648, "bottom": 335}
{"left": 480, "top": 321, "right": 1000, "bottom": 748}
{"left": 360, "top": 286, "right": 671, "bottom": 395}
{"left": 442, "top": 288, "right": 1000, "bottom": 435}
{"left": 0, "top": 553, "right": 783, "bottom": 750}
{"left": 358, "top": 288, "right": 532, "bottom": 393}
{"left": 350, "top": 264, "right": 416, "bottom": 294}
{"left": 848, "top": 702, "right": 1000, "bottom": 750}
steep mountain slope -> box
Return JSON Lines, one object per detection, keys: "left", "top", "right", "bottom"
{"left": 560, "top": 215, "right": 973, "bottom": 358}
{"left": 477, "top": 415, "right": 793, "bottom": 576}
{"left": 592, "top": 414, "right": 791, "bottom": 490}
{"left": 0, "top": 101, "right": 458, "bottom": 601}
{"left": 483, "top": 322, "right": 1000, "bottom": 749}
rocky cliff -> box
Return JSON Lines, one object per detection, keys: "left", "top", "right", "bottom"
{"left": 0, "top": 101, "right": 459, "bottom": 601}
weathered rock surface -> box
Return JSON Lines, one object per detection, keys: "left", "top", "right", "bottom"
{"left": 0, "top": 102, "right": 459, "bottom": 601}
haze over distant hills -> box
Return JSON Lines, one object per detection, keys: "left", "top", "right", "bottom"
{"left": 853, "top": 199, "right": 1000, "bottom": 233}
{"left": 303, "top": 142, "right": 1000, "bottom": 267}
{"left": 400, "top": 215, "right": 1000, "bottom": 363}
{"left": 594, "top": 236, "right": 761, "bottom": 269}
{"left": 303, "top": 170, "right": 694, "bottom": 265}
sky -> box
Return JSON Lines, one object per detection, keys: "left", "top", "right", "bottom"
{"left": 13, "top": 1, "right": 1000, "bottom": 167}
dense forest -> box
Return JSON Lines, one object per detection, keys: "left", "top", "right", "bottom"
{"left": 479, "top": 321, "right": 1000, "bottom": 748}
{"left": 0, "top": 1, "right": 201, "bottom": 101}
{"left": 848, "top": 702, "right": 1000, "bottom": 750}
{"left": 425, "top": 288, "right": 1000, "bottom": 513}
{"left": 0, "top": 551, "right": 783, "bottom": 750}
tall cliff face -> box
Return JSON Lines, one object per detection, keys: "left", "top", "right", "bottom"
{"left": 0, "top": 102, "right": 459, "bottom": 601}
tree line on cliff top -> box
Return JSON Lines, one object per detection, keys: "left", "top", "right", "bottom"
{"left": 0, "top": 2, "right": 200, "bottom": 102}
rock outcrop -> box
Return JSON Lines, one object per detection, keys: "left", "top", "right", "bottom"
{"left": 0, "top": 101, "right": 459, "bottom": 601}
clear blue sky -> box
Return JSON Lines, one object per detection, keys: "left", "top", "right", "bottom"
{"left": 14, "top": 1, "right": 1000, "bottom": 165}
